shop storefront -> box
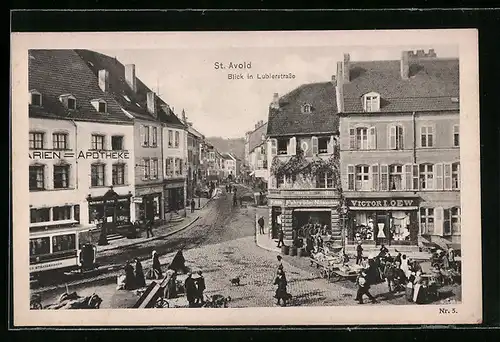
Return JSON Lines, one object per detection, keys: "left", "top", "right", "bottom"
{"left": 134, "top": 185, "right": 163, "bottom": 222}
{"left": 346, "top": 197, "right": 420, "bottom": 246}
{"left": 163, "top": 180, "right": 185, "bottom": 214}
{"left": 87, "top": 187, "right": 132, "bottom": 233}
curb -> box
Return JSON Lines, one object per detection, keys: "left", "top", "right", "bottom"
{"left": 254, "top": 213, "right": 281, "bottom": 254}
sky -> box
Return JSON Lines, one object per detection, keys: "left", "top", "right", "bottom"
{"left": 96, "top": 45, "right": 458, "bottom": 139}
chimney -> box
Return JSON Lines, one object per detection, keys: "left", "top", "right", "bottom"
{"left": 125, "top": 64, "right": 137, "bottom": 92}
{"left": 335, "top": 61, "right": 344, "bottom": 113}
{"left": 343, "top": 53, "right": 350, "bottom": 82}
{"left": 416, "top": 49, "right": 425, "bottom": 57}
{"left": 181, "top": 109, "right": 187, "bottom": 124}
{"left": 400, "top": 51, "right": 410, "bottom": 80}
{"left": 270, "top": 93, "right": 279, "bottom": 109}
{"left": 428, "top": 49, "right": 436, "bottom": 57}
{"left": 98, "top": 69, "right": 109, "bottom": 92}
{"left": 147, "top": 92, "right": 157, "bottom": 118}
{"left": 331, "top": 75, "right": 337, "bottom": 86}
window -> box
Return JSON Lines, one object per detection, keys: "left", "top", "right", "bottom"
{"left": 347, "top": 165, "right": 355, "bottom": 190}
{"left": 363, "top": 93, "right": 380, "bottom": 112}
{"left": 419, "top": 164, "right": 434, "bottom": 190}
{"left": 420, "top": 126, "right": 434, "bottom": 147}
{"left": 318, "top": 137, "right": 329, "bottom": 154}
{"left": 91, "top": 135, "right": 105, "bottom": 150}
{"left": 53, "top": 206, "right": 72, "bottom": 221}
{"left": 372, "top": 165, "right": 379, "bottom": 191}
{"left": 257, "top": 160, "right": 263, "bottom": 169}
{"left": 91, "top": 164, "right": 105, "bottom": 187}
{"left": 356, "top": 128, "right": 368, "bottom": 150}
{"left": 151, "top": 159, "right": 158, "bottom": 179}
{"left": 260, "top": 145, "right": 266, "bottom": 155}
{"left": 420, "top": 208, "right": 434, "bottom": 234}
{"left": 168, "top": 130, "right": 173, "bottom": 147}
{"left": 112, "top": 164, "right": 125, "bottom": 185}
{"left": 452, "top": 163, "right": 460, "bottom": 190}
{"left": 30, "top": 237, "right": 50, "bottom": 257}
{"left": 98, "top": 102, "right": 107, "bottom": 113}
{"left": 451, "top": 207, "right": 461, "bottom": 234}
{"left": 29, "top": 132, "right": 44, "bottom": 149}
{"left": 152, "top": 127, "right": 158, "bottom": 146}
{"left": 30, "top": 208, "right": 50, "bottom": 223}
{"left": 389, "top": 125, "right": 404, "bottom": 150}
{"left": 31, "top": 91, "right": 42, "bottom": 106}
{"left": 29, "top": 165, "right": 44, "bottom": 190}
{"left": 53, "top": 165, "right": 69, "bottom": 189}
{"left": 277, "top": 138, "right": 289, "bottom": 155}
{"left": 175, "top": 131, "right": 180, "bottom": 148}
{"left": 302, "top": 104, "right": 312, "bottom": 113}
{"left": 355, "top": 165, "right": 370, "bottom": 191}
{"left": 111, "top": 136, "right": 123, "bottom": 150}
{"left": 166, "top": 158, "right": 173, "bottom": 177}
{"left": 277, "top": 174, "right": 285, "bottom": 188}
{"left": 316, "top": 172, "right": 334, "bottom": 188}
{"left": 143, "top": 158, "right": 151, "bottom": 179}
{"left": 389, "top": 165, "right": 403, "bottom": 190}
{"left": 453, "top": 125, "right": 459, "bottom": 147}
{"left": 52, "top": 234, "right": 76, "bottom": 253}
{"left": 380, "top": 164, "right": 389, "bottom": 191}
{"left": 67, "top": 97, "right": 76, "bottom": 110}
{"left": 53, "top": 133, "right": 68, "bottom": 150}
{"left": 145, "top": 126, "right": 150, "bottom": 146}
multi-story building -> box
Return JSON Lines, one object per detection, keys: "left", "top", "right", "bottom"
{"left": 337, "top": 49, "right": 460, "bottom": 249}
{"left": 245, "top": 120, "right": 269, "bottom": 189}
{"left": 266, "top": 86, "right": 341, "bottom": 242}
{"left": 76, "top": 51, "right": 166, "bottom": 223}
{"left": 182, "top": 110, "right": 205, "bottom": 200}
{"left": 222, "top": 153, "right": 239, "bottom": 180}
{"left": 28, "top": 50, "right": 136, "bottom": 257}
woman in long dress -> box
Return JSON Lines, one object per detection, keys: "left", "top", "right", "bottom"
{"left": 152, "top": 250, "right": 163, "bottom": 279}
{"left": 124, "top": 261, "right": 136, "bottom": 290}
{"left": 274, "top": 269, "right": 288, "bottom": 306}
{"left": 134, "top": 258, "right": 146, "bottom": 288}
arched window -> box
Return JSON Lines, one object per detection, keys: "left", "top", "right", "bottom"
{"left": 419, "top": 163, "right": 434, "bottom": 190}
{"left": 302, "top": 103, "right": 312, "bottom": 113}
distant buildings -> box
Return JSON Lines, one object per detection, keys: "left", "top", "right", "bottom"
{"left": 222, "top": 152, "right": 241, "bottom": 181}
{"left": 244, "top": 120, "right": 269, "bottom": 189}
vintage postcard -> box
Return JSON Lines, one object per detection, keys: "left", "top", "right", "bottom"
{"left": 11, "top": 29, "right": 481, "bottom": 326}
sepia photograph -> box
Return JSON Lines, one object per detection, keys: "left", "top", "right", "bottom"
{"left": 11, "top": 29, "right": 481, "bottom": 326}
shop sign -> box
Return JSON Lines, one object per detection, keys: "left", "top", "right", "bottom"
{"left": 88, "top": 197, "right": 130, "bottom": 205}
{"left": 163, "top": 182, "right": 184, "bottom": 190}
{"left": 285, "top": 199, "right": 339, "bottom": 207}
{"left": 133, "top": 197, "right": 143, "bottom": 204}
{"left": 347, "top": 198, "right": 418, "bottom": 208}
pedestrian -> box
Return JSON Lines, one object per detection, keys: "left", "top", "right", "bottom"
{"left": 258, "top": 216, "right": 265, "bottom": 234}
{"left": 356, "top": 241, "right": 363, "bottom": 265}
{"left": 233, "top": 193, "right": 237, "bottom": 207}
{"left": 195, "top": 271, "right": 206, "bottom": 305}
{"left": 124, "top": 261, "right": 136, "bottom": 290}
{"left": 190, "top": 199, "right": 196, "bottom": 213}
{"left": 277, "top": 227, "right": 285, "bottom": 248}
{"left": 134, "top": 258, "right": 146, "bottom": 288}
{"left": 152, "top": 250, "right": 162, "bottom": 279}
{"left": 379, "top": 244, "right": 389, "bottom": 258}
{"left": 184, "top": 272, "right": 197, "bottom": 307}
{"left": 274, "top": 269, "right": 288, "bottom": 306}
{"left": 400, "top": 254, "right": 410, "bottom": 279}
{"left": 146, "top": 218, "right": 154, "bottom": 238}
{"left": 355, "top": 270, "right": 378, "bottom": 304}
{"left": 276, "top": 255, "right": 284, "bottom": 271}
{"left": 239, "top": 196, "right": 243, "bottom": 206}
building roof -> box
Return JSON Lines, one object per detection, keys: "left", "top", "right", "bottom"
{"left": 74, "top": 49, "right": 185, "bottom": 127}
{"left": 267, "top": 82, "right": 338, "bottom": 137}
{"left": 221, "top": 153, "right": 234, "bottom": 160}
{"left": 248, "top": 122, "right": 268, "bottom": 152}
{"left": 342, "top": 58, "right": 459, "bottom": 113}
{"left": 28, "top": 50, "right": 133, "bottom": 124}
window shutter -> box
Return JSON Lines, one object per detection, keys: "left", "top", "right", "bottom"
{"left": 403, "top": 164, "right": 412, "bottom": 190}
{"left": 347, "top": 164, "right": 355, "bottom": 191}
{"left": 444, "top": 163, "right": 452, "bottom": 190}
{"left": 140, "top": 125, "right": 145, "bottom": 147}
{"left": 412, "top": 164, "right": 419, "bottom": 190}
{"left": 327, "top": 136, "right": 334, "bottom": 153}
{"left": 371, "top": 164, "right": 379, "bottom": 191}
{"left": 270, "top": 139, "right": 277, "bottom": 157}
{"left": 435, "top": 207, "right": 444, "bottom": 236}
{"left": 143, "top": 159, "right": 148, "bottom": 179}
{"left": 435, "top": 163, "right": 444, "bottom": 190}
{"left": 375, "top": 96, "right": 380, "bottom": 111}
{"left": 389, "top": 125, "right": 396, "bottom": 150}
{"left": 380, "top": 164, "right": 389, "bottom": 191}
{"left": 368, "top": 127, "right": 376, "bottom": 150}
{"left": 311, "top": 136, "right": 319, "bottom": 155}
{"left": 150, "top": 159, "right": 155, "bottom": 178}
{"left": 443, "top": 209, "right": 452, "bottom": 236}
{"left": 289, "top": 137, "right": 296, "bottom": 155}
{"left": 349, "top": 128, "right": 356, "bottom": 150}
{"left": 420, "top": 126, "right": 425, "bottom": 147}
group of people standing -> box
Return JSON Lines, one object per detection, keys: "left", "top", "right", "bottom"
{"left": 122, "top": 258, "right": 147, "bottom": 290}
{"left": 183, "top": 271, "right": 206, "bottom": 307}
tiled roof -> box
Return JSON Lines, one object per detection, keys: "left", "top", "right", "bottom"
{"left": 342, "top": 59, "right": 459, "bottom": 113}
{"left": 74, "top": 50, "right": 185, "bottom": 127}
{"left": 267, "top": 82, "right": 338, "bottom": 137}
{"left": 28, "top": 50, "right": 133, "bottom": 124}
{"left": 248, "top": 122, "right": 268, "bottom": 152}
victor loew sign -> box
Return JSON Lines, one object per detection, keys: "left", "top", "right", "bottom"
{"left": 347, "top": 197, "right": 420, "bottom": 209}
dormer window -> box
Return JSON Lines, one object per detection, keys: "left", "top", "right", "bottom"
{"left": 59, "top": 94, "right": 77, "bottom": 110}
{"left": 302, "top": 103, "right": 312, "bottom": 113}
{"left": 91, "top": 99, "right": 107, "bottom": 113}
{"left": 363, "top": 92, "right": 380, "bottom": 112}
{"left": 30, "top": 90, "right": 42, "bottom": 107}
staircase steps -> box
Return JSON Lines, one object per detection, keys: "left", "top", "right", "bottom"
{"left": 107, "top": 233, "right": 125, "bottom": 242}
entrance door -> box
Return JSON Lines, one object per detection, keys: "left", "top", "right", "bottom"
{"left": 375, "top": 213, "right": 390, "bottom": 245}
{"left": 271, "top": 207, "right": 282, "bottom": 239}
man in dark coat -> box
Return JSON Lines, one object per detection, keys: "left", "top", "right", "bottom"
{"left": 124, "top": 261, "right": 136, "bottom": 290}
{"left": 190, "top": 199, "right": 196, "bottom": 213}
{"left": 258, "top": 216, "right": 265, "bottom": 234}
{"left": 168, "top": 250, "right": 188, "bottom": 274}
{"left": 134, "top": 258, "right": 146, "bottom": 288}
{"left": 195, "top": 271, "right": 206, "bottom": 305}
{"left": 151, "top": 250, "right": 163, "bottom": 279}
{"left": 146, "top": 218, "right": 154, "bottom": 238}
{"left": 184, "top": 273, "right": 197, "bottom": 307}
{"left": 277, "top": 228, "right": 285, "bottom": 248}
{"left": 356, "top": 242, "right": 364, "bottom": 265}
{"left": 355, "top": 270, "right": 378, "bottom": 304}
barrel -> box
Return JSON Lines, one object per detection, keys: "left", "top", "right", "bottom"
{"left": 281, "top": 245, "right": 290, "bottom": 255}
{"left": 290, "top": 246, "right": 297, "bottom": 256}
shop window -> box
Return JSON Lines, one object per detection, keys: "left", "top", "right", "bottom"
{"left": 420, "top": 126, "right": 434, "bottom": 148}
{"left": 91, "top": 164, "right": 105, "bottom": 187}
{"left": 353, "top": 212, "right": 375, "bottom": 241}
{"left": 30, "top": 208, "right": 50, "bottom": 223}
{"left": 53, "top": 133, "right": 68, "bottom": 150}
{"left": 53, "top": 206, "right": 72, "bottom": 221}
{"left": 419, "top": 163, "right": 434, "bottom": 190}
{"left": 53, "top": 164, "right": 70, "bottom": 189}
{"left": 30, "top": 237, "right": 50, "bottom": 257}
{"left": 112, "top": 164, "right": 126, "bottom": 185}
{"left": 420, "top": 207, "right": 434, "bottom": 234}
{"left": 29, "top": 165, "right": 45, "bottom": 190}
{"left": 452, "top": 162, "right": 460, "bottom": 190}
{"left": 91, "top": 134, "right": 105, "bottom": 150}
{"left": 29, "top": 132, "right": 44, "bottom": 150}
{"left": 52, "top": 234, "right": 76, "bottom": 253}
{"left": 391, "top": 211, "right": 411, "bottom": 241}
{"left": 355, "top": 165, "right": 370, "bottom": 191}
{"left": 277, "top": 138, "right": 289, "bottom": 155}
{"left": 111, "top": 136, "right": 124, "bottom": 150}
{"left": 389, "top": 164, "right": 403, "bottom": 190}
